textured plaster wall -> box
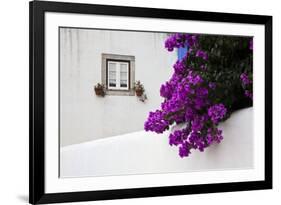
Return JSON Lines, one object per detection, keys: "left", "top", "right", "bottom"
{"left": 60, "top": 28, "right": 177, "bottom": 146}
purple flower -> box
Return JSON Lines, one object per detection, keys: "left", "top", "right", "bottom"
{"left": 240, "top": 73, "right": 253, "bottom": 100}
{"left": 160, "top": 82, "right": 173, "bottom": 99}
{"left": 196, "top": 87, "right": 209, "bottom": 97}
{"left": 249, "top": 39, "right": 253, "bottom": 50}
{"left": 169, "top": 129, "right": 190, "bottom": 146}
{"left": 164, "top": 33, "right": 187, "bottom": 51}
{"left": 200, "top": 64, "right": 207, "bottom": 70}
{"left": 185, "top": 107, "right": 195, "bottom": 121}
{"left": 208, "top": 82, "right": 216, "bottom": 89}
{"left": 144, "top": 110, "right": 169, "bottom": 134}
{"left": 240, "top": 73, "right": 252, "bottom": 86}
{"left": 188, "top": 131, "right": 207, "bottom": 152}
{"left": 208, "top": 104, "right": 227, "bottom": 124}
{"left": 206, "top": 133, "right": 213, "bottom": 145}
{"left": 207, "top": 128, "right": 223, "bottom": 144}
{"left": 187, "top": 72, "right": 203, "bottom": 85}
{"left": 191, "top": 116, "right": 204, "bottom": 132}
{"left": 164, "top": 33, "right": 198, "bottom": 52}
{"left": 194, "top": 98, "right": 206, "bottom": 110}
{"left": 173, "top": 60, "right": 186, "bottom": 74}
{"left": 179, "top": 142, "right": 191, "bottom": 158}
{"left": 213, "top": 128, "right": 223, "bottom": 143}
{"left": 245, "top": 90, "right": 253, "bottom": 100}
{"left": 195, "top": 50, "right": 208, "bottom": 60}
{"left": 187, "top": 35, "right": 198, "bottom": 47}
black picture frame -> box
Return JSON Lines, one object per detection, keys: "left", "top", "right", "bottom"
{"left": 29, "top": 1, "right": 272, "bottom": 204}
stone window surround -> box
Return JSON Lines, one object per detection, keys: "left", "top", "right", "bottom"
{"left": 102, "top": 53, "right": 135, "bottom": 96}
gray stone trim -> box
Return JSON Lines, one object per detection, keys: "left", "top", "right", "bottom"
{"left": 101, "top": 53, "right": 135, "bottom": 96}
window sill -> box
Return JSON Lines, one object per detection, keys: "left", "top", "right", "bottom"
{"left": 105, "top": 89, "right": 135, "bottom": 96}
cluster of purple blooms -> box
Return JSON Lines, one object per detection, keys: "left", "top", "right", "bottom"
{"left": 240, "top": 72, "right": 253, "bottom": 100}
{"left": 208, "top": 104, "right": 227, "bottom": 124}
{"left": 240, "top": 38, "right": 253, "bottom": 100}
{"left": 164, "top": 33, "right": 198, "bottom": 52}
{"left": 195, "top": 50, "right": 208, "bottom": 61}
{"left": 145, "top": 34, "right": 253, "bottom": 158}
{"left": 144, "top": 33, "right": 228, "bottom": 158}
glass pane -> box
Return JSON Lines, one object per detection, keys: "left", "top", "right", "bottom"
{"left": 120, "top": 63, "right": 128, "bottom": 88}
{"left": 120, "top": 80, "right": 127, "bottom": 87}
{"left": 109, "top": 82, "right": 116, "bottom": 87}
{"left": 108, "top": 62, "right": 116, "bottom": 73}
{"left": 120, "top": 72, "right": 127, "bottom": 79}
{"left": 108, "top": 62, "right": 117, "bottom": 87}
{"left": 120, "top": 63, "right": 128, "bottom": 72}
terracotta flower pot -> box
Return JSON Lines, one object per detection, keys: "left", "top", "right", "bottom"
{"left": 135, "top": 89, "right": 143, "bottom": 97}
{"left": 95, "top": 88, "right": 105, "bottom": 96}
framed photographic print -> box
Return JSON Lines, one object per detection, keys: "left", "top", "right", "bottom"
{"left": 29, "top": 0, "right": 272, "bottom": 204}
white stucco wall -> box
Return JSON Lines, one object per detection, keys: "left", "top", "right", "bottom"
{"left": 60, "top": 28, "right": 177, "bottom": 146}
{"left": 60, "top": 108, "right": 253, "bottom": 177}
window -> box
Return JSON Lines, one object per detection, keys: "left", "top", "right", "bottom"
{"left": 102, "top": 54, "right": 135, "bottom": 96}
{"left": 177, "top": 45, "right": 188, "bottom": 60}
{"left": 107, "top": 60, "right": 129, "bottom": 90}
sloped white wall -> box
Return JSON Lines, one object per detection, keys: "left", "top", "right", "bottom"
{"left": 60, "top": 28, "right": 177, "bottom": 146}
{"left": 61, "top": 108, "right": 253, "bottom": 178}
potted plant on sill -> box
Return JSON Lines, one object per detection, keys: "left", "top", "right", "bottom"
{"left": 94, "top": 83, "right": 105, "bottom": 97}
{"left": 133, "top": 81, "right": 145, "bottom": 97}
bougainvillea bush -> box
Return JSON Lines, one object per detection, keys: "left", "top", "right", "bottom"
{"left": 144, "top": 33, "right": 253, "bottom": 158}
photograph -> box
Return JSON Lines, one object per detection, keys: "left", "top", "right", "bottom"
{"left": 29, "top": 1, "right": 272, "bottom": 203}
{"left": 59, "top": 28, "right": 254, "bottom": 178}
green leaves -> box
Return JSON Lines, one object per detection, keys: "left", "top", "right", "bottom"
{"left": 195, "top": 35, "right": 253, "bottom": 113}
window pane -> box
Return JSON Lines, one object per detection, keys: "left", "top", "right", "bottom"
{"left": 120, "top": 63, "right": 128, "bottom": 72}
{"left": 108, "top": 62, "right": 116, "bottom": 73}
{"left": 120, "top": 63, "right": 128, "bottom": 88}
{"left": 108, "top": 62, "right": 116, "bottom": 87}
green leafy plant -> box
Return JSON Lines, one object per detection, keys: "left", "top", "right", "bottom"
{"left": 133, "top": 80, "right": 145, "bottom": 97}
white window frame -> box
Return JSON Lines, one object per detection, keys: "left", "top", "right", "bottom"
{"left": 107, "top": 60, "right": 129, "bottom": 90}
{"left": 101, "top": 53, "right": 135, "bottom": 96}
